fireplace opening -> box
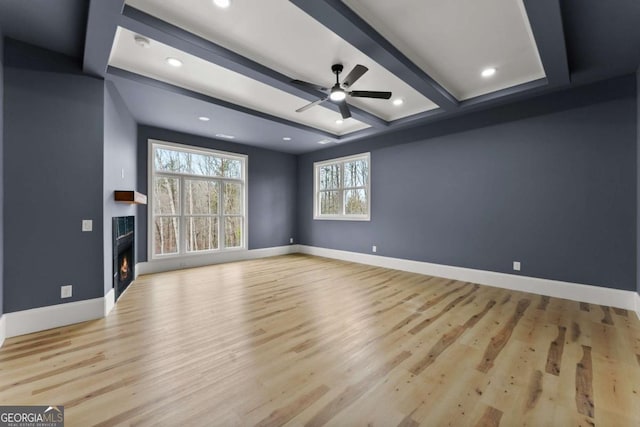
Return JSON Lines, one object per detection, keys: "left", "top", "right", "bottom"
{"left": 113, "top": 216, "right": 135, "bottom": 301}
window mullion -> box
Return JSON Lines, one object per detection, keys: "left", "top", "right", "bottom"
{"left": 341, "top": 161, "right": 346, "bottom": 216}
{"left": 218, "top": 178, "right": 223, "bottom": 250}
{"left": 180, "top": 176, "right": 185, "bottom": 255}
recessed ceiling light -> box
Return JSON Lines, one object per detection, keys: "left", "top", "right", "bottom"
{"left": 481, "top": 67, "right": 496, "bottom": 78}
{"left": 215, "top": 133, "right": 235, "bottom": 139}
{"left": 392, "top": 98, "right": 404, "bottom": 106}
{"left": 134, "top": 35, "right": 150, "bottom": 48}
{"left": 198, "top": 116, "right": 210, "bottom": 121}
{"left": 335, "top": 119, "right": 343, "bottom": 124}
{"left": 165, "top": 57, "right": 183, "bottom": 67}
{"left": 213, "top": 0, "right": 231, "bottom": 8}
{"left": 282, "top": 137, "right": 292, "bottom": 141}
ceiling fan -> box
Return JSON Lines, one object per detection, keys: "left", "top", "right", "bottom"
{"left": 291, "top": 64, "right": 392, "bottom": 119}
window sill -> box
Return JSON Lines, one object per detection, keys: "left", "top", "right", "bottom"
{"left": 313, "top": 216, "right": 370, "bottom": 221}
{"left": 151, "top": 247, "right": 247, "bottom": 261}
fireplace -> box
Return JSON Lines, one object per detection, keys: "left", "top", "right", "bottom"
{"left": 113, "top": 216, "right": 135, "bottom": 300}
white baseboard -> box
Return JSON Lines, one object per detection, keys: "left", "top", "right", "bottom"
{"left": 297, "top": 245, "right": 639, "bottom": 315}
{"left": 136, "top": 245, "right": 297, "bottom": 275}
{"left": 4, "top": 297, "right": 105, "bottom": 338}
{"left": 104, "top": 288, "right": 115, "bottom": 317}
{"left": 0, "top": 315, "right": 6, "bottom": 348}
{"left": 0, "top": 245, "right": 299, "bottom": 345}
{"left": 2, "top": 244, "right": 638, "bottom": 347}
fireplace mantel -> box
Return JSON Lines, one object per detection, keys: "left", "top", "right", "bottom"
{"left": 114, "top": 191, "right": 147, "bottom": 205}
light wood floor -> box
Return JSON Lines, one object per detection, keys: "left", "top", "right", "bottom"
{"left": 1, "top": 254, "right": 639, "bottom": 426}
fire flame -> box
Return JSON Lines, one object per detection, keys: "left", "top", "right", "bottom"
{"left": 120, "top": 257, "right": 129, "bottom": 280}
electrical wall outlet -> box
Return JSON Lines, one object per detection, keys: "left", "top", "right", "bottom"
{"left": 61, "top": 285, "right": 72, "bottom": 298}
{"left": 82, "top": 219, "right": 93, "bottom": 232}
{"left": 513, "top": 261, "right": 521, "bottom": 271}
{"left": 289, "top": 237, "right": 294, "bottom": 244}
{"left": 372, "top": 245, "right": 377, "bottom": 253}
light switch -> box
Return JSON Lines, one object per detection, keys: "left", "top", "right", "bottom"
{"left": 82, "top": 220, "right": 93, "bottom": 232}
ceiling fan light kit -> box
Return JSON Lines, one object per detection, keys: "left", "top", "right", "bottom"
{"left": 292, "top": 63, "right": 392, "bottom": 119}
{"left": 213, "top": 0, "right": 231, "bottom": 9}
{"left": 329, "top": 87, "right": 346, "bottom": 101}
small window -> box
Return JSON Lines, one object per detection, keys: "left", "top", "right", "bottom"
{"left": 314, "top": 153, "right": 370, "bottom": 220}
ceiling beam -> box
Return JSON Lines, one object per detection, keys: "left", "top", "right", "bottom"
{"left": 337, "top": 109, "right": 447, "bottom": 143}
{"left": 340, "top": 79, "right": 549, "bottom": 144}
{"left": 523, "top": 0, "right": 570, "bottom": 86}
{"left": 290, "top": 0, "right": 459, "bottom": 111}
{"left": 83, "top": 0, "right": 125, "bottom": 77}
{"left": 460, "top": 78, "right": 548, "bottom": 109}
{"left": 107, "top": 66, "right": 340, "bottom": 141}
{"left": 119, "top": 6, "right": 387, "bottom": 129}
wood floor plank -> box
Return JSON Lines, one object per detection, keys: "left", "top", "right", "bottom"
{"left": 410, "top": 300, "right": 496, "bottom": 376}
{"left": 474, "top": 406, "right": 503, "bottom": 427}
{"left": 303, "top": 351, "right": 411, "bottom": 427}
{"left": 600, "top": 305, "right": 615, "bottom": 325}
{"left": 408, "top": 284, "right": 479, "bottom": 335}
{"left": 575, "top": 345, "right": 595, "bottom": 418}
{"left": 571, "top": 321, "right": 581, "bottom": 342}
{"left": 537, "top": 295, "right": 550, "bottom": 311}
{"left": 477, "top": 298, "right": 531, "bottom": 373}
{"left": 545, "top": 325, "right": 567, "bottom": 375}
{"left": 613, "top": 307, "right": 629, "bottom": 317}
{"left": 253, "top": 384, "right": 329, "bottom": 427}
{"left": 0, "top": 254, "right": 638, "bottom": 426}
{"left": 525, "top": 370, "right": 544, "bottom": 411}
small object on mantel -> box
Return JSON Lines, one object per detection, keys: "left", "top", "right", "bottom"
{"left": 114, "top": 191, "right": 147, "bottom": 205}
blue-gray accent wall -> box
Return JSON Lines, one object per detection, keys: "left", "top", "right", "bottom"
{"left": 298, "top": 75, "right": 637, "bottom": 291}
{"left": 136, "top": 126, "right": 297, "bottom": 262}
{"left": 0, "top": 29, "right": 5, "bottom": 317}
{"left": 103, "top": 81, "right": 137, "bottom": 296}
{"left": 3, "top": 40, "right": 104, "bottom": 312}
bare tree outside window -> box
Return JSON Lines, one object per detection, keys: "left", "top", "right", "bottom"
{"left": 150, "top": 142, "right": 246, "bottom": 257}
{"left": 314, "top": 153, "right": 370, "bottom": 220}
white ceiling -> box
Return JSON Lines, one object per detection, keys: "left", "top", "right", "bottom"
{"left": 110, "top": 0, "right": 547, "bottom": 140}
{"left": 109, "top": 27, "right": 370, "bottom": 135}
{"left": 343, "top": 0, "right": 546, "bottom": 100}
{"left": 123, "top": 0, "right": 439, "bottom": 122}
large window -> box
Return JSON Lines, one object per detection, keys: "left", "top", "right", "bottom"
{"left": 150, "top": 141, "right": 247, "bottom": 258}
{"left": 314, "top": 153, "right": 370, "bottom": 220}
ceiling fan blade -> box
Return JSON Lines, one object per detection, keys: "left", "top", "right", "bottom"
{"left": 291, "top": 79, "right": 328, "bottom": 92}
{"left": 349, "top": 90, "right": 392, "bottom": 99}
{"left": 338, "top": 101, "right": 351, "bottom": 119}
{"left": 296, "top": 97, "right": 327, "bottom": 113}
{"left": 342, "top": 65, "right": 368, "bottom": 87}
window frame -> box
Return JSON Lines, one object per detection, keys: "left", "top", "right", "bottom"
{"left": 313, "top": 152, "right": 371, "bottom": 221}
{"left": 148, "top": 139, "right": 248, "bottom": 260}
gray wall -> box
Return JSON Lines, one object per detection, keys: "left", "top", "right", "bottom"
{"left": 103, "top": 81, "right": 137, "bottom": 296}
{"left": 3, "top": 40, "right": 104, "bottom": 312}
{"left": 298, "top": 75, "right": 637, "bottom": 291}
{"left": 637, "top": 67, "right": 640, "bottom": 296}
{"left": 0, "top": 29, "right": 4, "bottom": 316}
{"left": 137, "top": 126, "right": 297, "bottom": 262}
